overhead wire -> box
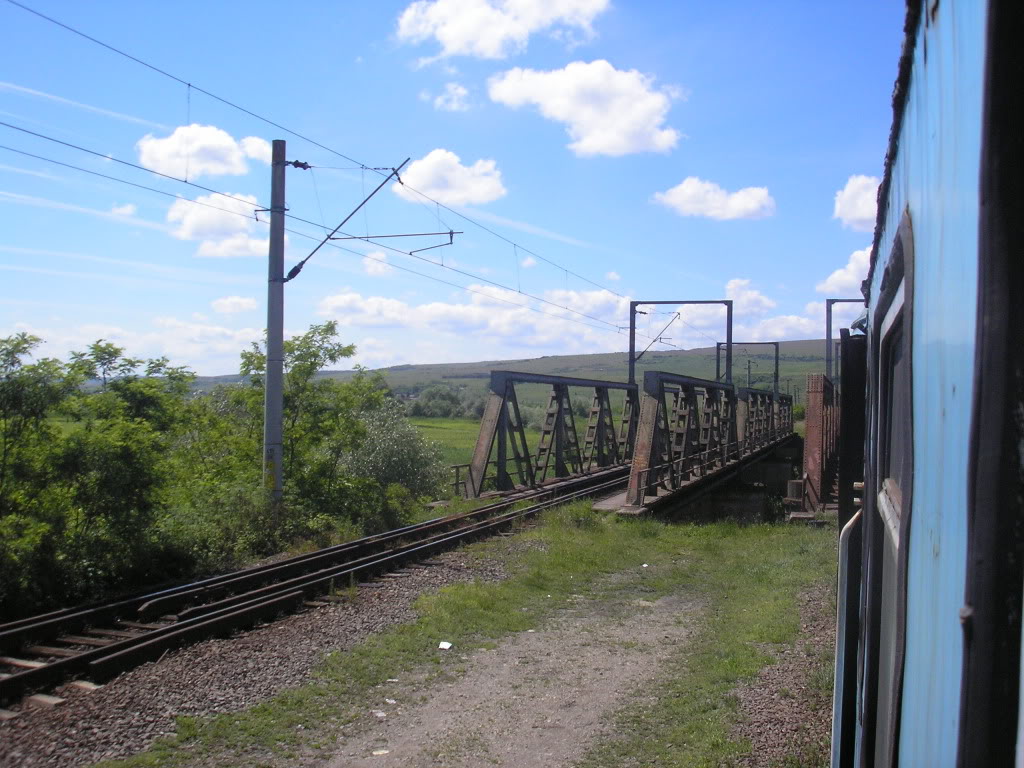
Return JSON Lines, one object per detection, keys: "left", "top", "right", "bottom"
{"left": 0, "top": 119, "right": 268, "bottom": 211}
{"left": 4, "top": 0, "right": 625, "bottom": 300}
{"left": 2, "top": 1, "right": 693, "bottom": 353}
{"left": 0, "top": 144, "right": 672, "bottom": 344}
{"left": 0, "top": 131, "right": 650, "bottom": 337}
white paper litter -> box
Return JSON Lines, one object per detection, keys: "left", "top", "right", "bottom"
{"left": 527, "top": 629, "right": 535, "bottom": 633}
{"left": 386, "top": 678, "right": 399, "bottom": 682}
{"left": 438, "top": 641, "right": 452, "bottom": 650}
{"left": 642, "top": 563, "right": 649, "bottom": 568}
{"left": 371, "top": 710, "right": 387, "bottom": 719}
{"left": 372, "top": 749, "right": 390, "bottom": 756}
{"left": 385, "top": 698, "right": 397, "bottom": 705}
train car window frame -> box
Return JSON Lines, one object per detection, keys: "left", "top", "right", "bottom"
{"left": 860, "top": 211, "right": 915, "bottom": 768}
{"left": 877, "top": 280, "right": 907, "bottom": 545}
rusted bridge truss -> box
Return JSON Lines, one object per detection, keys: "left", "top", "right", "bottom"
{"left": 625, "top": 371, "right": 793, "bottom": 506}
{"left": 464, "top": 371, "right": 638, "bottom": 497}
{"left": 461, "top": 369, "right": 794, "bottom": 504}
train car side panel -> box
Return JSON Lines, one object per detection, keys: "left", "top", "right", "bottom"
{"left": 858, "top": 1, "right": 989, "bottom": 765}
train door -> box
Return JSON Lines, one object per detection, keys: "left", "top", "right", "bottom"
{"left": 857, "top": 214, "right": 914, "bottom": 768}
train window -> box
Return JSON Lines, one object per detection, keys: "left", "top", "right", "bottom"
{"left": 877, "top": 280, "right": 909, "bottom": 531}
{"left": 863, "top": 215, "right": 913, "bottom": 768}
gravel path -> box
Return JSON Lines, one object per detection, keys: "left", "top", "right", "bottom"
{"left": 325, "top": 589, "right": 701, "bottom": 767}
{"left": 0, "top": 540, "right": 528, "bottom": 767}
{"left": 731, "top": 582, "right": 836, "bottom": 766}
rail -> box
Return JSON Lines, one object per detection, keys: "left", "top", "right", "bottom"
{"left": 0, "top": 468, "right": 628, "bottom": 707}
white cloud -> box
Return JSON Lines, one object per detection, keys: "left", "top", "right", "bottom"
{"left": 726, "top": 278, "right": 776, "bottom": 315}
{"left": 211, "top": 295, "right": 258, "bottom": 314}
{"left": 0, "top": 191, "right": 167, "bottom": 232}
{"left": 9, "top": 318, "right": 262, "bottom": 376}
{"left": 196, "top": 233, "right": 268, "bottom": 259}
{"left": 167, "top": 192, "right": 268, "bottom": 258}
{"left": 110, "top": 203, "right": 137, "bottom": 216}
{"left": 833, "top": 175, "right": 879, "bottom": 232}
{"left": 363, "top": 251, "right": 395, "bottom": 276}
{"left": 434, "top": 82, "right": 469, "bottom": 111}
{"left": 605, "top": 271, "right": 620, "bottom": 281}
{"left": 520, "top": 255, "right": 537, "bottom": 268}
{"left": 739, "top": 314, "right": 819, "bottom": 341}
{"left": 318, "top": 285, "right": 628, "bottom": 350}
{"left": 653, "top": 177, "right": 775, "bottom": 220}
{"left": 488, "top": 60, "right": 680, "bottom": 157}
{"left": 396, "top": 0, "right": 609, "bottom": 60}
{"left": 393, "top": 149, "right": 506, "bottom": 205}
{"left": 137, "top": 124, "right": 272, "bottom": 178}
{"left": 167, "top": 193, "right": 256, "bottom": 240}
{"left": 0, "top": 81, "right": 169, "bottom": 129}
{"left": 816, "top": 246, "right": 870, "bottom": 296}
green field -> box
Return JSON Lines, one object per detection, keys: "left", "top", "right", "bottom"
{"left": 411, "top": 417, "right": 544, "bottom": 469}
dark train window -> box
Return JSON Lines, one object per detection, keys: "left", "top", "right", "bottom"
{"left": 877, "top": 282, "right": 909, "bottom": 518}
{"left": 881, "top": 322, "right": 911, "bottom": 503}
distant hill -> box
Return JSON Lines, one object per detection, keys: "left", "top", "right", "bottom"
{"left": 192, "top": 339, "right": 829, "bottom": 405}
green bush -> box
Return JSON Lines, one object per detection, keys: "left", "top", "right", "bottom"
{"left": 0, "top": 324, "right": 451, "bottom": 619}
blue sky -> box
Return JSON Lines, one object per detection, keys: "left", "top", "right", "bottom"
{"left": 0, "top": 0, "right": 903, "bottom": 374}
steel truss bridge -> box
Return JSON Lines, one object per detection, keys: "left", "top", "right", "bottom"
{"left": 456, "top": 368, "right": 797, "bottom": 512}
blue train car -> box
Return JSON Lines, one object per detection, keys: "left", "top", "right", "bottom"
{"left": 831, "top": 0, "right": 1023, "bottom": 765}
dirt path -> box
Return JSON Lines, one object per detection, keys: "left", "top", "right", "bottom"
{"left": 325, "top": 590, "right": 702, "bottom": 768}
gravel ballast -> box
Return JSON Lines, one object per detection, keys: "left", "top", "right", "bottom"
{"left": 0, "top": 543, "right": 521, "bottom": 767}
{"left": 731, "top": 582, "right": 836, "bottom": 766}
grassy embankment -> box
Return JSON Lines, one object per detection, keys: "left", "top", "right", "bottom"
{"left": 102, "top": 504, "right": 836, "bottom": 768}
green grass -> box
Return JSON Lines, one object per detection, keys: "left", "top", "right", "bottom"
{"left": 411, "top": 416, "right": 543, "bottom": 468}
{"left": 98, "top": 505, "right": 835, "bottom": 768}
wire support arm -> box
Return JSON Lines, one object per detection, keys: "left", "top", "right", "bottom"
{"left": 283, "top": 158, "right": 408, "bottom": 283}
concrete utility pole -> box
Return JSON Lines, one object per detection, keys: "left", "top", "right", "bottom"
{"left": 263, "top": 139, "right": 286, "bottom": 501}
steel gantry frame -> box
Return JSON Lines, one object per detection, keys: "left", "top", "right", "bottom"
{"left": 825, "top": 298, "right": 864, "bottom": 380}
{"left": 465, "top": 371, "right": 638, "bottom": 497}
{"left": 628, "top": 300, "right": 734, "bottom": 386}
{"left": 715, "top": 341, "right": 780, "bottom": 395}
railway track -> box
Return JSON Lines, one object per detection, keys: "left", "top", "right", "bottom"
{"left": 0, "top": 467, "right": 629, "bottom": 708}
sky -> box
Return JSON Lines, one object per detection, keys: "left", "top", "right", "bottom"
{"left": 0, "top": 0, "right": 904, "bottom": 375}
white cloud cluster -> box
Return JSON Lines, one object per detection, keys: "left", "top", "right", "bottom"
{"left": 318, "top": 285, "right": 627, "bottom": 351}
{"left": 434, "top": 82, "right": 469, "bottom": 111}
{"left": 137, "top": 124, "right": 271, "bottom": 178}
{"left": 726, "top": 278, "right": 776, "bottom": 315}
{"left": 488, "top": 60, "right": 680, "bottom": 156}
{"left": 397, "top": 0, "right": 609, "bottom": 60}
{"left": 833, "top": 175, "right": 879, "bottom": 232}
{"left": 167, "top": 192, "right": 269, "bottom": 258}
{"left": 363, "top": 251, "right": 395, "bottom": 276}
{"left": 12, "top": 318, "right": 261, "bottom": 376}
{"left": 211, "top": 295, "right": 257, "bottom": 314}
{"left": 605, "top": 271, "right": 620, "bottom": 281}
{"left": 393, "top": 149, "right": 506, "bottom": 205}
{"left": 110, "top": 203, "right": 137, "bottom": 216}
{"left": 654, "top": 177, "right": 775, "bottom": 220}
{"left": 816, "top": 246, "right": 870, "bottom": 296}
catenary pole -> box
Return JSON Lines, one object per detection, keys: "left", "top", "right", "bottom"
{"left": 264, "top": 139, "right": 286, "bottom": 501}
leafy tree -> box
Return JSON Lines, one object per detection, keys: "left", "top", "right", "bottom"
{"left": 0, "top": 333, "right": 81, "bottom": 517}
{"left": 408, "top": 384, "right": 463, "bottom": 418}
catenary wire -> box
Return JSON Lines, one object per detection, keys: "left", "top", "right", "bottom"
{"left": 0, "top": 120, "right": 270, "bottom": 212}
{"left": 0, "top": 120, "right": 643, "bottom": 335}
{"left": 0, "top": 145, "right": 679, "bottom": 347}
{"left": 4, "top": 0, "right": 625, "bottom": 300}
